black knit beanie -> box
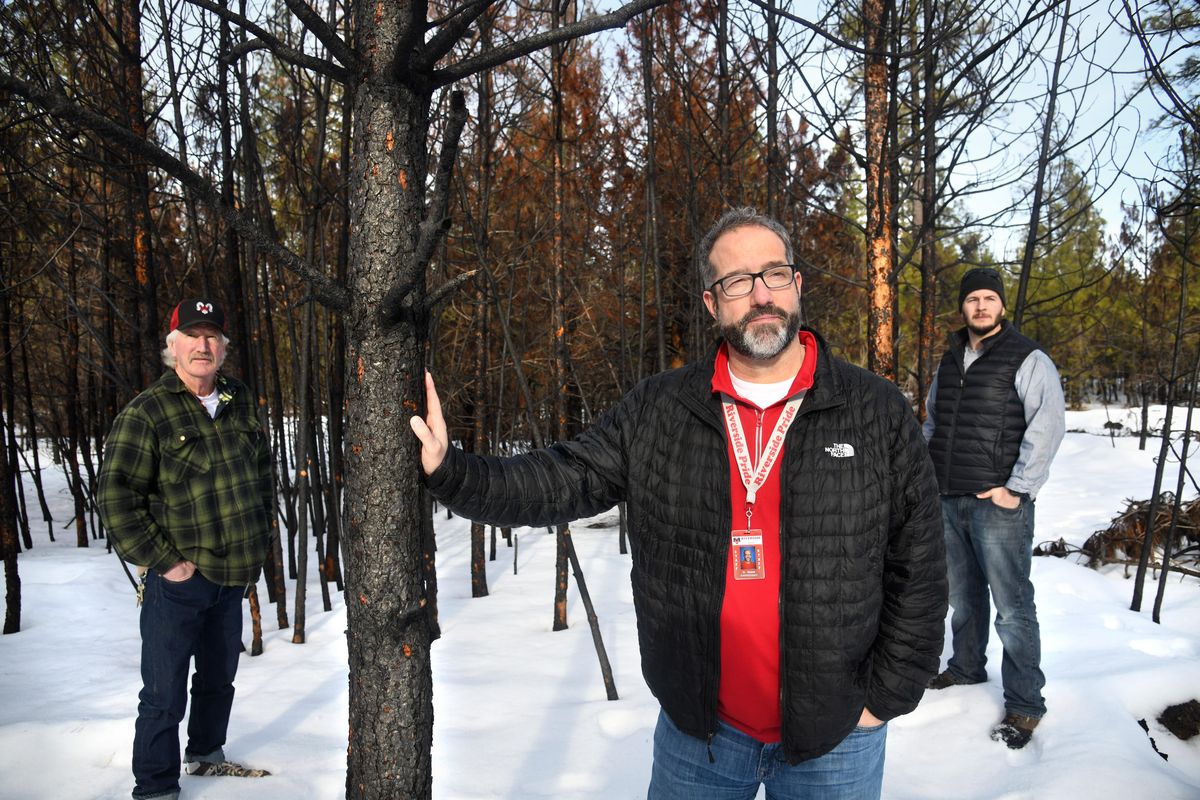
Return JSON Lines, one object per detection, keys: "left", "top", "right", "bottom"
{"left": 958, "top": 268, "right": 1006, "bottom": 306}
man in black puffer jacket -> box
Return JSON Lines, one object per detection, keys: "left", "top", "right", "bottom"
{"left": 412, "top": 208, "right": 947, "bottom": 800}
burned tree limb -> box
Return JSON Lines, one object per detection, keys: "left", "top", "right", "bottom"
{"left": 0, "top": 70, "right": 351, "bottom": 311}
{"left": 413, "top": 91, "right": 469, "bottom": 276}
{"left": 186, "top": 0, "right": 354, "bottom": 78}
{"left": 431, "top": 0, "right": 668, "bottom": 87}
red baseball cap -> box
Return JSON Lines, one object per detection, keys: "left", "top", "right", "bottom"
{"left": 169, "top": 299, "right": 225, "bottom": 333}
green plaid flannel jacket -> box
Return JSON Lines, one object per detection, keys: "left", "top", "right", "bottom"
{"left": 98, "top": 370, "right": 273, "bottom": 587}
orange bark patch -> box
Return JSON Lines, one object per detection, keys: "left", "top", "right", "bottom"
{"left": 357, "top": 356, "right": 365, "bottom": 384}
{"left": 398, "top": 170, "right": 408, "bottom": 190}
{"left": 402, "top": 644, "right": 413, "bottom": 657}
{"left": 358, "top": 593, "right": 369, "bottom": 605}
{"left": 134, "top": 230, "right": 149, "bottom": 284}
{"left": 402, "top": 398, "right": 418, "bottom": 411}
{"left": 386, "top": 131, "right": 394, "bottom": 151}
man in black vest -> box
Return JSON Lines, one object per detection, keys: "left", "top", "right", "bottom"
{"left": 922, "top": 267, "right": 1065, "bottom": 750}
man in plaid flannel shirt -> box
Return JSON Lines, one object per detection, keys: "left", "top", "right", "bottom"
{"left": 99, "top": 298, "right": 273, "bottom": 799}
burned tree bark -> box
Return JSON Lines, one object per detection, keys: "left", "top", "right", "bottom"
{"left": 863, "top": 0, "right": 896, "bottom": 381}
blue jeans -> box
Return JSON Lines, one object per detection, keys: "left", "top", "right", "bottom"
{"left": 132, "top": 569, "right": 244, "bottom": 798}
{"left": 648, "top": 709, "right": 886, "bottom": 800}
{"left": 941, "top": 494, "right": 1046, "bottom": 718}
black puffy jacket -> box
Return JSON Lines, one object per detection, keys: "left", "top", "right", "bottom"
{"left": 927, "top": 322, "right": 1040, "bottom": 495}
{"left": 426, "top": 329, "right": 947, "bottom": 763}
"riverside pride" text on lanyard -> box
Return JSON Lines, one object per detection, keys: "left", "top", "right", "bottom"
{"left": 720, "top": 393, "right": 803, "bottom": 529}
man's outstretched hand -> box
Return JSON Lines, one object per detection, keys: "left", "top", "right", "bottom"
{"left": 409, "top": 370, "right": 449, "bottom": 476}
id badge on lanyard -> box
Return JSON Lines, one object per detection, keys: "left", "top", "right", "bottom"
{"left": 721, "top": 394, "right": 802, "bottom": 581}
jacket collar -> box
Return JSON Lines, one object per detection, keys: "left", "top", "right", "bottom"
{"left": 950, "top": 319, "right": 1014, "bottom": 358}
{"left": 679, "top": 326, "right": 844, "bottom": 423}
{"left": 160, "top": 370, "right": 237, "bottom": 412}
{"left": 711, "top": 330, "right": 818, "bottom": 405}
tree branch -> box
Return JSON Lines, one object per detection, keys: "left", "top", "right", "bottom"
{"left": 415, "top": 0, "right": 493, "bottom": 74}
{"left": 281, "top": 0, "right": 358, "bottom": 70}
{"left": 426, "top": 270, "right": 479, "bottom": 310}
{"left": 414, "top": 90, "right": 470, "bottom": 275}
{"left": 379, "top": 90, "right": 469, "bottom": 325}
{"left": 184, "top": 0, "right": 351, "bottom": 82}
{"left": 430, "top": 0, "right": 667, "bottom": 88}
{"left": 0, "top": 70, "right": 351, "bottom": 310}
{"left": 1123, "top": 0, "right": 1200, "bottom": 136}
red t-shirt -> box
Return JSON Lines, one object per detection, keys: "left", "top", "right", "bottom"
{"left": 710, "top": 331, "right": 818, "bottom": 742}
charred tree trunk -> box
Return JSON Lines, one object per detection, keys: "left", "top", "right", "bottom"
{"left": 864, "top": 0, "right": 896, "bottom": 380}
{"left": 1, "top": 403, "right": 19, "bottom": 634}
{"left": 18, "top": 326, "right": 54, "bottom": 540}
{"left": 292, "top": 301, "right": 313, "bottom": 645}
{"left": 638, "top": 17, "right": 654, "bottom": 383}
{"left": 341, "top": 9, "right": 454, "bottom": 795}
{"left": 1, "top": 283, "right": 30, "bottom": 550}
{"left": 765, "top": 1, "right": 780, "bottom": 216}
{"left": 470, "top": 285, "right": 490, "bottom": 598}
{"left": 551, "top": 8, "right": 571, "bottom": 633}
{"left": 1013, "top": 0, "right": 1071, "bottom": 328}
{"left": 63, "top": 264, "right": 88, "bottom": 548}
{"left": 1132, "top": 212, "right": 1190, "bottom": 611}
{"left": 1153, "top": 337, "right": 1200, "bottom": 623}
{"left": 469, "top": 29, "right": 497, "bottom": 601}
{"left": 117, "top": 0, "right": 160, "bottom": 384}
{"left": 916, "top": 0, "right": 938, "bottom": 416}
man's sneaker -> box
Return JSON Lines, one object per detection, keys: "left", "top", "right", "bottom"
{"left": 926, "top": 670, "right": 985, "bottom": 690}
{"left": 990, "top": 713, "right": 1040, "bottom": 749}
{"left": 186, "top": 759, "right": 270, "bottom": 777}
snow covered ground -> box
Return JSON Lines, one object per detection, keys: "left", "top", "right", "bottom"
{"left": 2, "top": 405, "right": 1199, "bottom": 799}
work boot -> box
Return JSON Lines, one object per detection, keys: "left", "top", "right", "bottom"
{"left": 186, "top": 759, "right": 270, "bottom": 777}
{"left": 926, "top": 669, "right": 985, "bottom": 690}
{"left": 185, "top": 747, "right": 269, "bottom": 777}
{"left": 990, "top": 712, "right": 1040, "bottom": 749}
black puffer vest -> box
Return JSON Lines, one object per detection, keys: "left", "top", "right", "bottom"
{"left": 927, "top": 321, "right": 1039, "bottom": 494}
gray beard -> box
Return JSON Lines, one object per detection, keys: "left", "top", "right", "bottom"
{"left": 721, "top": 304, "right": 802, "bottom": 360}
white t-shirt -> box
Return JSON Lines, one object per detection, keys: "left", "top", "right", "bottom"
{"left": 729, "top": 369, "right": 796, "bottom": 409}
{"left": 198, "top": 389, "right": 220, "bottom": 418}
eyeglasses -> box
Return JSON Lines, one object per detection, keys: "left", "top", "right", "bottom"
{"left": 709, "top": 264, "right": 797, "bottom": 298}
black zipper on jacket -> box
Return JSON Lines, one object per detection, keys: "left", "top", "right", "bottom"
{"left": 679, "top": 382, "right": 732, "bottom": 747}
{"left": 775, "top": 390, "right": 838, "bottom": 756}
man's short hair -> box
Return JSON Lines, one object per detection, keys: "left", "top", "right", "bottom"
{"left": 696, "top": 208, "right": 795, "bottom": 289}
{"left": 161, "top": 328, "right": 231, "bottom": 369}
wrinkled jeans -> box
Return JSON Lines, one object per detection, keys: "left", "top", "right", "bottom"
{"left": 648, "top": 709, "right": 887, "bottom": 800}
{"left": 132, "top": 569, "right": 243, "bottom": 799}
{"left": 941, "top": 494, "right": 1046, "bottom": 719}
